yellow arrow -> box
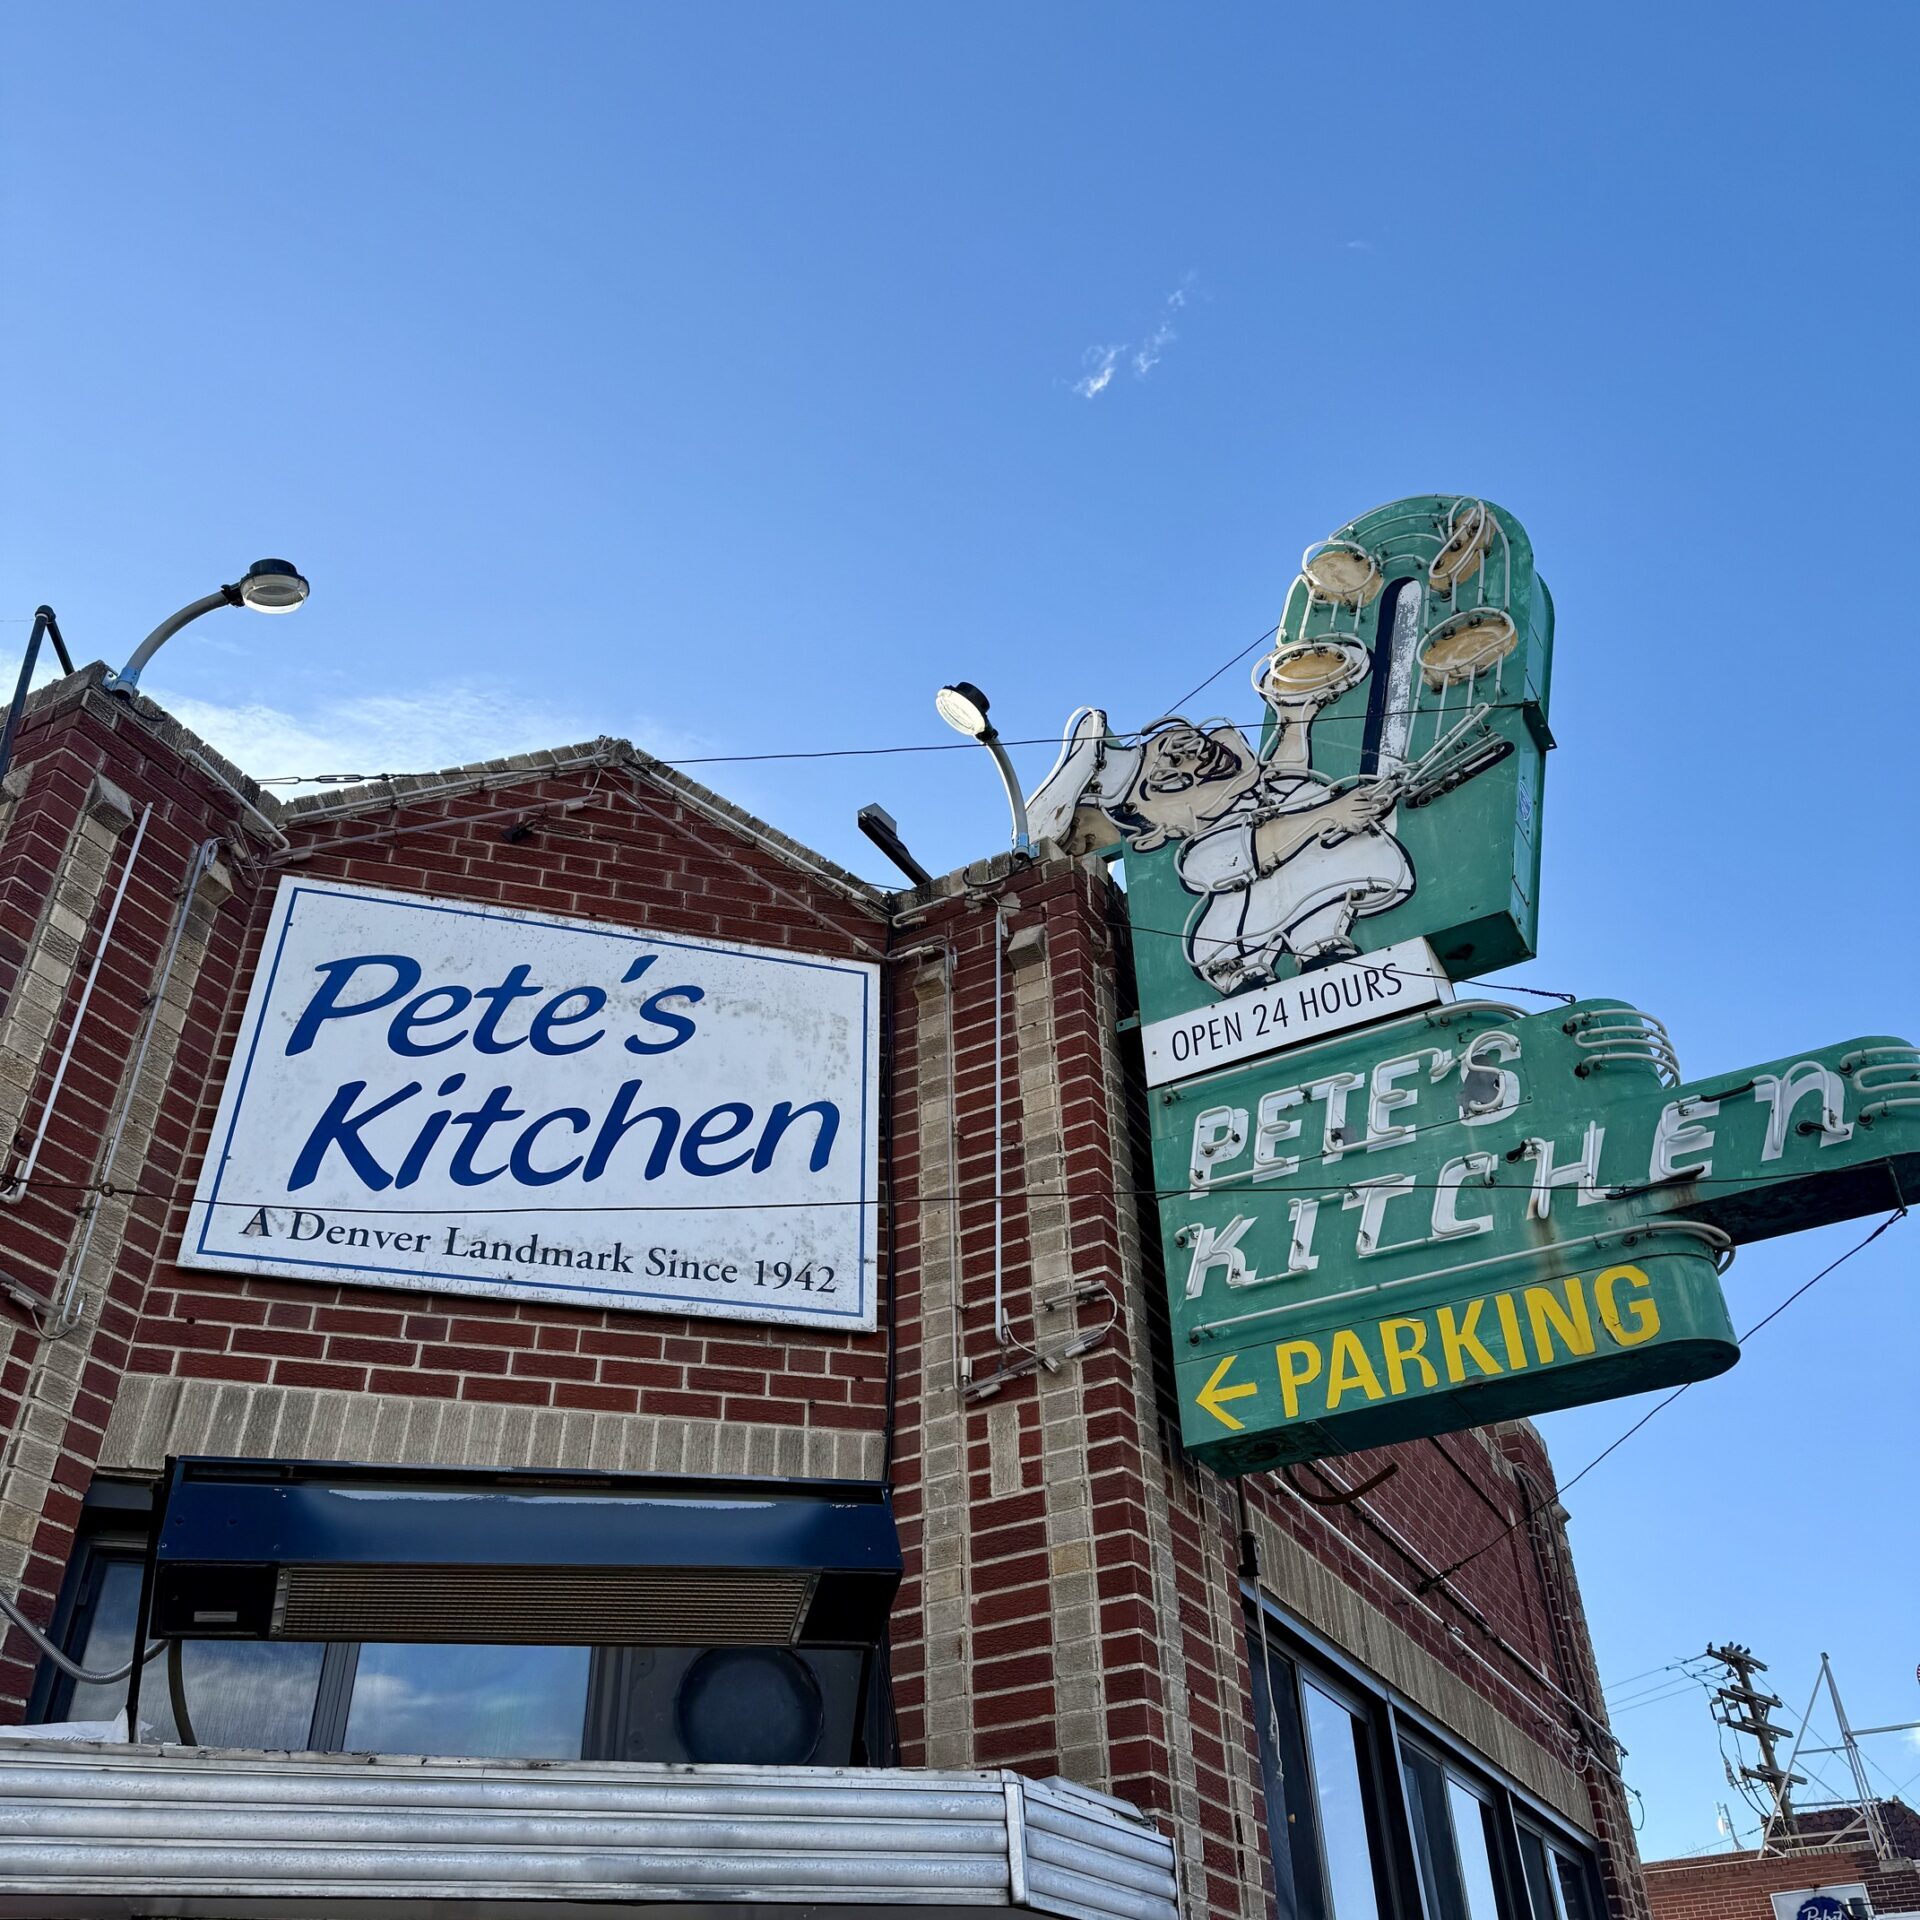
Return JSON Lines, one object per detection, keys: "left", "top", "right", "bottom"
{"left": 1196, "top": 1354, "right": 1260, "bottom": 1431}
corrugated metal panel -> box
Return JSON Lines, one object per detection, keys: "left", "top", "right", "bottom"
{"left": 0, "top": 1745, "right": 1179, "bottom": 1920}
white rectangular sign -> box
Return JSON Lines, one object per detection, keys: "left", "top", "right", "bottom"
{"left": 1771, "top": 1888, "right": 1869, "bottom": 1920}
{"left": 182, "top": 878, "right": 880, "bottom": 1329}
{"left": 1139, "top": 938, "right": 1450, "bottom": 1087}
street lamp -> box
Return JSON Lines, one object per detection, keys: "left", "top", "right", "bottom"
{"left": 107, "top": 559, "right": 310, "bottom": 692}
{"left": 935, "top": 680, "right": 1031, "bottom": 857}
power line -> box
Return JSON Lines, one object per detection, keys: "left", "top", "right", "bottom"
{"left": 5, "top": 1163, "right": 1902, "bottom": 1219}
{"left": 1609, "top": 1681, "right": 1715, "bottom": 1717}
{"left": 1864, "top": 1747, "right": 1920, "bottom": 1803}
{"left": 243, "top": 699, "right": 1534, "bottom": 786}
{"left": 1418, "top": 1209, "right": 1909, "bottom": 1592}
{"left": 1606, "top": 1657, "right": 1712, "bottom": 1697}
{"left": 1611, "top": 1674, "right": 1709, "bottom": 1710}
{"left": 1609, "top": 1664, "right": 1716, "bottom": 1709}
{"left": 1161, "top": 621, "right": 1284, "bottom": 713}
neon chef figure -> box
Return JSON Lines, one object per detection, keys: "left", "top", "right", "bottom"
{"left": 1026, "top": 638, "right": 1412, "bottom": 994}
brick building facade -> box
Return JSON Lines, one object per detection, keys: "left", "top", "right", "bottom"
{"left": 0, "top": 661, "right": 1644, "bottom": 1920}
{"left": 1644, "top": 1805, "right": 1920, "bottom": 1920}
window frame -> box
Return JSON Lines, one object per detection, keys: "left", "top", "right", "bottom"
{"left": 1398, "top": 1727, "right": 1529, "bottom": 1920}
{"left": 37, "top": 1544, "right": 481, "bottom": 1754}
{"left": 1246, "top": 1593, "right": 1603, "bottom": 1920}
{"left": 33, "top": 1478, "right": 895, "bottom": 1766}
{"left": 1247, "top": 1608, "right": 1413, "bottom": 1920}
{"left": 1512, "top": 1818, "right": 1605, "bottom": 1920}
{"left": 27, "top": 1480, "right": 154, "bottom": 1727}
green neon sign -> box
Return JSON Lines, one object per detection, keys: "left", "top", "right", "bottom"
{"left": 1027, "top": 494, "right": 1920, "bottom": 1472}
{"left": 1157, "top": 1000, "right": 1919, "bottom": 1470}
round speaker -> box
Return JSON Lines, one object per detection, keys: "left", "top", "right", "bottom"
{"left": 674, "top": 1648, "right": 826, "bottom": 1765}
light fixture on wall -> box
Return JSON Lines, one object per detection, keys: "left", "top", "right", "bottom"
{"left": 107, "top": 559, "right": 310, "bottom": 692}
{"left": 935, "top": 680, "right": 1031, "bottom": 857}
{"left": 857, "top": 804, "right": 933, "bottom": 888}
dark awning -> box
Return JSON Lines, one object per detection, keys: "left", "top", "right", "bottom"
{"left": 151, "top": 1458, "right": 900, "bottom": 1646}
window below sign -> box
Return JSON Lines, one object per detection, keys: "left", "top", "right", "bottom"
{"left": 1516, "top": 1824, "right": 1599, "bottom": 1920}
{"left": 1401, "top": 1743, "right": 1504, "bottom": 1920}
{"left": 62, "top": 1553, "right": 325, "bottom": 1747}
{"left": 33, "top": 1497, "right": 894, "bottom": 1771}
{"left": 1248, "top": 1605, "right": 1603, "bottom": 1920}
{"left": 1250, "top": 1626, "right": 1394, "bottom": 1920}
{"left": 48, "top": 1548, "right": 593, "bottom": 1758}
{"left": 343, "top": 1642, "right": 592, "bottom": 1759}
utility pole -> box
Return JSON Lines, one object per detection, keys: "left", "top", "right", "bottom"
{"left": 1703, "top": 1643, "right": 1803, "bottom": 1839}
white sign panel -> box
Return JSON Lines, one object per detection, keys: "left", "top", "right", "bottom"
{"left": 1140, "top": 938, "right": 1450, "bottom": 1087}
{"left": 1770, "top": 1887, "right": 1869, "bottom": 1920}
{"left": 183, "top": 878, "right": 880, "bottom": 1329}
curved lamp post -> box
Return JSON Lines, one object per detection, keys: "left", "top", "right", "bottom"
{"left": 107, "top": 559, "right": 310, "bottom": 692}
{"left": 936, "top": 680, "right": 1031, "bottom": 857}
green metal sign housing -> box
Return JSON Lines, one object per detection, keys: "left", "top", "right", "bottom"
{"left": 1036, "top": 496, "right": 1554, "bottom": 1037}
{"left": 1158, "top": 998, "right": 1920, "bottom": 1471}
{"left": 1025, "top": 492, "right": 1920, "bottom": 1474}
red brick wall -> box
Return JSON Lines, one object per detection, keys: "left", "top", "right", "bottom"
{"left": 124, "top": 765, "right": 891, "bottom": 1433}
{"left": 0, "top": 670, "right": 1649, "bottom": 1919}
{"left": 1646, "top": 1843, "right": 1920, "bottom": 1920}
{"left": 0, "top": 681, "right": 257, "bottom": 1703}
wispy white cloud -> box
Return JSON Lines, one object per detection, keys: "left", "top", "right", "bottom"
{"left": 164, "top": 680, "right": 704, "bottom": 792}
{"left": 1343, "top": 239, "right": 1374, "bottom": 253}
{"left": 1073, "top": 345, "right": 1123, "bottom": 399}
{"left": 1132, "top": 311, "right": 1180, "bottom": 377}
{"left": 0, "top": 652, "right": 705, "bottom": 794}
{"left": 1070, "top": 275, "right": 1197, "bottom": 399}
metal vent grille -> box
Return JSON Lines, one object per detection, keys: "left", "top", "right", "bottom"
{"left": 272, "top": 1565, "right": 817, "bottom": 1644}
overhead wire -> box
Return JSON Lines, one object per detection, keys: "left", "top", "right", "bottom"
{"left": 232, "top": 764, "right": 1593, "bottom": 1004}
{"left": 1605, "top": 1657, "right": 1712, "bottom": 1697}
{"left": 0, "top": 1161, "right": 1900, "bottom": 1218}
{"left": 1161, "top": 620, "right": 1285, "bottom": 713}
{"left": 1418, "top": 1208, "right": 1909, "bottom": 1593}
{"left": 1607, "top": 1666, "right": 1715, "bottom": 1710}
{"left": 1607, "top": 1681, "right": 1715, "bottom": 1717}
{"left": 1863, "top": 1748, "right": 1920, "bottom": 1803}
{"left": 241, "top": 700, "right": 1535, "bottom": 786}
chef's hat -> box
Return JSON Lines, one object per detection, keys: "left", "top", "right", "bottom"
{"left": 1026, "top": 708, "right": 1145, "bottom": 847}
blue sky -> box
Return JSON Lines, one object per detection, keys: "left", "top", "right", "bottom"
{"left": 5, "top": 0, "right": 1917, "bottom": 1863}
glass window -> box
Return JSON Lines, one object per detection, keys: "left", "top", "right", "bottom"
{"left": 38, "top": 1520, "right": 887, "bottom": 1769}
{"left": 1404, "top": 1740, "right": 1522, "bottom": 1920}
{"left": 343, "top": 1642, "right": 591, "bottom": 1759}
{"left": 1301, "top": 1681, "right": 1382, "bottom": 1920}
{"left": 1249, "top": 1635, "right": 1314, "bottom": 1920}
{"left": 1250, "top": 1627, "right": 1391, "bottom": 1920}
{"left": 1550, "top": 1851, "right": 1595, "bottom": 1920}
{"left": 1516, "top": 1824, "right": 1598, "bottom": 1920}
{"left": 1403, "top": 1744, "right": 1470, "bottom": 1920}
{"left": 62, "top": 1555, "right": 149, "bottom": 1727}
{"left": 1247, "top": 1607, "right": 1602, "bottom": 1920}
{"left": 1446, "top": 1779, "right": 1504, "bottom": 1920}
{"left": 1518, "top": 1827, "right": 1559, "bottom": 1920}
{"left": 63, "top": 1556, "right": 323, "bottom": 1748}
{"left": 1402, "top": 1743, "right": 1518, "bottom": 1920}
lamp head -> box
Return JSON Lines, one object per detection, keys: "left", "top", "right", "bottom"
{"left": 935, "top": 680, "right": 994, "bottom": 740}
{"left": 236, "top": 559, "right": 309, "bottom": 614}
